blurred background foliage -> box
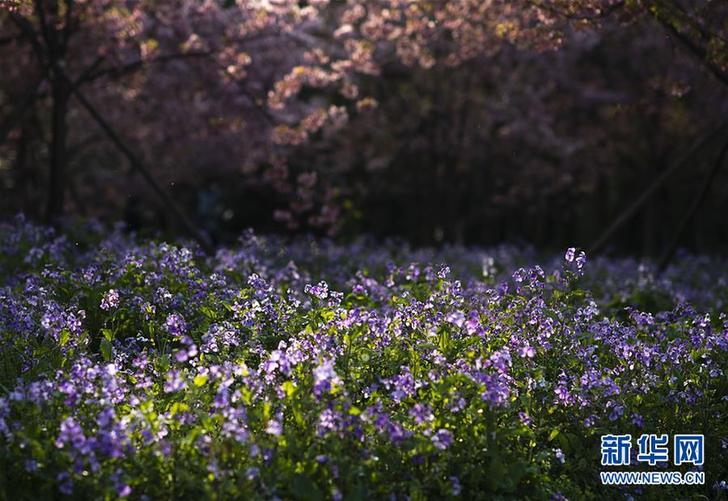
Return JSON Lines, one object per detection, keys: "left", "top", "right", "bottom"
{"left": 1, "top": 0, "right": 727, "bottom": 255}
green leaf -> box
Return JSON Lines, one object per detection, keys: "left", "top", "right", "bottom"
{"left": 170, "top": 402, "right": 189, "bottom": 416}
{"left": 102, "top": 328, "right": 113, "bottom": 342}
{"left": 282, "top": 380, "right": 296, "bottom": 397}
{"left": 59, "top": 329, "right": 70, "bottom": 347}
{"left": 291, "top": 474, "right": 322, "bottom": 501}
{"left": 158, "top": 354, "right": 170, "bottom": 372}
{"left": 100, "top": 337, "right": 112, "bottom": 361}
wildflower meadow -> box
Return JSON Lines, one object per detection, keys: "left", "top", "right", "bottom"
{"left": 3, "top": 0, "right": 728, "bottom": 499}
{"left": 0, "top": 216, "right": 726, "bottom": 499}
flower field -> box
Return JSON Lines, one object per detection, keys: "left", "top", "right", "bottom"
{"left": 0, "top": 216, "right": 727, "bottom": 500}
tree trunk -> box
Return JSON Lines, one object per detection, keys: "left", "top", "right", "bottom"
{"left": 46, "top": 77, "right": 69, "bottom": 222}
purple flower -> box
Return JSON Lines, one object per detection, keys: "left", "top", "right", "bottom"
{"left": 154, "top": 287, "right": 173, "bottom": 306}
{"left": 245, "top": 467, "right": 259, "bottom": 480}
{"left": 313, "top": 359, "right": 340, "bottom": 398}
{"left": 55, "top": 417, "right": 87, "bottom": 452}
{"left": 554, "top": 373, "right": 574, "bottom": 406}
{"left": 304, "top": 281, "right": 329, "bottom": 300}
{"left": 383, "top": 370, "right": 417, "bottom": 402}
{"left": 165, "top": 314, "right": 187, "bottom": 337}
{"left": 488, "top": 349, "right": 512, "bottom": 373}
{"left": 607, "top": 401, "right": 625, "bottom": 421}
{"left": 174, "top": 336, "right": 198, "bottom": 363}
{"left": 432, "top": 429, "right": 453, "bottom": 450}
{"left": 140, "top": 301, "right": 156, "bottom": 321}
{"left": 465, "top": 311, "right": 484, "bottom": 336}
{"left": 631, "top": 412, "right": 644, "bottom": 428}
{"left": 111, "top": 469, "right": 132, "bottom": 498}
{"left": 519, "top": 345, "right": 536, "bottom": 358}
{"left": 449, "top": 396, "right": 466, "bottom": 413}
{"left": 57, "top": 472, "right": 73, "bottom": 495}
{"left": 409, "top": 404, "right": 434, "bottom": 425}
{"left": 450, "top": 476, "right": 462, "bottom": 496}
{"left": 266, "top": 419, "right": 283, "bottom": 436}
{"left": 96, "top": 407, "right": 116, "bottom": 428}
{"left": 564, "top": 247, "right": 587, "bottom": 273}
{"left": 385, "top": 420, "right": 410, "bottom": 443}
{"left": 554, "top": 385, "right": 572, "bottom": 405}
{"left": 446, "top": 311, "right": 465, "bottom": 328}
{"left": 164, "top": 370, "right": 186, "bottom": 393}
{"left": 575, "top": 252, "right": 587, "bottom": 270}
{"left": 247, "top": 273, "right": 269, "bottom": 293}
{"left": 367, "top": 407, "right": 411, "bottom": 444}
{"left": 437, "top": 266, "right": 451, "bottom": 279}
{"left": 100, "top": 289, "right": 120, "bottom": 311}
{"left": 565, "top": 248, "right": 576, "bottom": 263}
{"left": 477, "top": 370, "right": 512, "bottom": 408}
{"left": 317, "top": 408, "right": 342, "bottom": 436}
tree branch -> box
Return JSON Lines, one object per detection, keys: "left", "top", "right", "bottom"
{"left": 9, "top": 11, "right": 46, "bottom": 67}
{"left": 658, "top": 18, "right": 728, "bottom": 88}
{"left": 657, "top": 135, "right": 728, "bottom": 271}
{"left": 0, "top": 80, "right": 40, "bottom": 147}
{"left": 62, "top": 0, "right": 74, "bottom": 51}
{"left": 77, "top": 51, "right": 213, "bottom": 85}
{"left": 589, "top": 121, "right": 728, "bottom": 255}
{"left": 52, "top": 64, "right": 213, "bottom": 253}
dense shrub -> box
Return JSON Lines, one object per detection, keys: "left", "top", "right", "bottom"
{"left": 0, "top": 215, "right": 726, "bottom": 499}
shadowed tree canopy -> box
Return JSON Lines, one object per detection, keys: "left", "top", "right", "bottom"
{"left": 0, "top": 0, "right": 726, "bottom": 255}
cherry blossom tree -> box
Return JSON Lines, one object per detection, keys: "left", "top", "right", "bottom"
{"left": 1, "top": 0, "right": 591, "bottom": 214}
{"left": 1, "top": 0, "right": 726, "bottom": 250}
{"left": 0, "top": 0, "right": 309, "bottom": 224}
